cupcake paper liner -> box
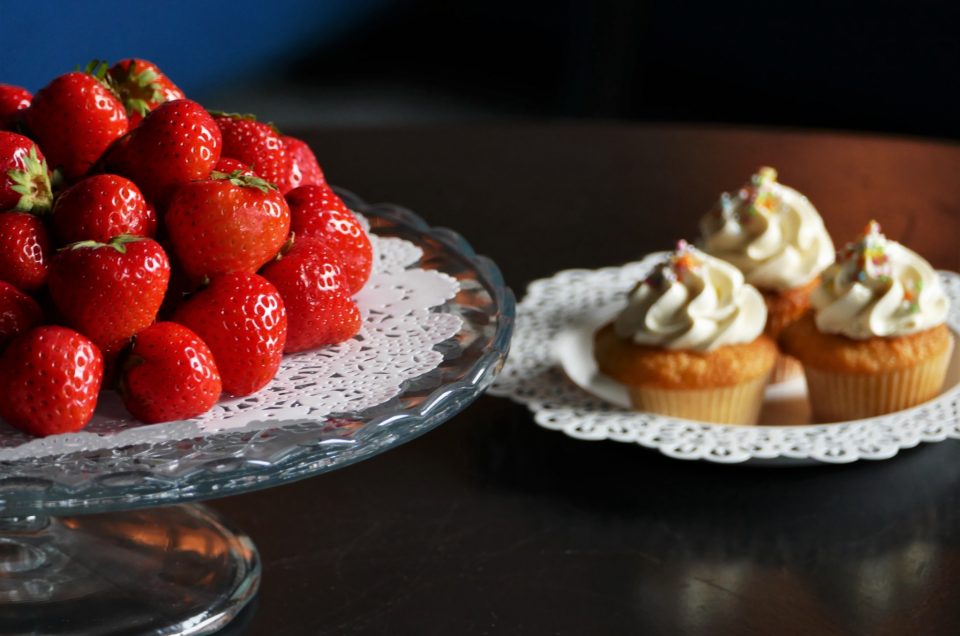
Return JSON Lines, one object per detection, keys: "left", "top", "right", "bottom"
{"left": 804, "top": 342, "right": 952, "bottom": 422}
{"left": 627, "top": 374, "right": 769, "bottom": 425}
{"left": 769, "top": 353, "right": 804, "bottom": 384}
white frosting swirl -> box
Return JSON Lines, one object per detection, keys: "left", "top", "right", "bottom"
{"left": 812, "top": 221, "right": 948, "bottom": 339}
{"left": 614, "top": 243, "right": 767, "bottom": 352}
{"left": 700, "top": 167, "right": 834, "bottom": 292}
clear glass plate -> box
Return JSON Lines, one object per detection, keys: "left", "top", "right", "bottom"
{"left": 0, "top": 191, "right": 514, "bottom": 635}
{"left": 0, "top": 190, "right": 516, "bottom": 517}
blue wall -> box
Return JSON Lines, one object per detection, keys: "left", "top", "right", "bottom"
{"left": 0, "top": 0, "right": 388, "bottom": 93}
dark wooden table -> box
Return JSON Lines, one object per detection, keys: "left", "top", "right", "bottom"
{"left": 210, "top": 124, "right": 960, "bottom": 635}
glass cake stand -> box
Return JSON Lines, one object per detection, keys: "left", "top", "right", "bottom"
{"left": 0, "top": 190, "right": 515, "bottom": 635}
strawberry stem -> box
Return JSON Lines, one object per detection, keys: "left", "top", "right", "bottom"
{"left": 81, "top": 59, "right": 110, "bottom": 80}
{"left": 111, "top": 60, "right": 165, "bottom": 118}
{"left": 210, "top": 170, "right": 277, "bottom": 193}
{"left": 7, "top": 145, "right": 53, "bottom": 214}
{"left": 108, "top": 234, "right": 146, "bottom": 254}
{"left": 208, "top": 110, "right": 258, "bottom": 121}
{"left": 80, "top": 59, "right": 122, "bottom": 100}
{"left": 62, "top": 234, "right": 145, "bottom": 254}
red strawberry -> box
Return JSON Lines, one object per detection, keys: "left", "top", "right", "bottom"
{"left": 261, "top": 237, "right": 360, "bottom": 352}
{"left": 0, "top": 84, "right": 32, "bottom": 131}
{"left": 48, "top": 236, "right": 170, "bottom": 360}
{"left": 280, "top": 135, "right": 324, "bottom": 192}
{"left": 0, "top": 212, "right": 51, "bottom": 292}
{"left": 0, "top": 281, "right": 43, "bottom": 349}
{"left": 120, "top": 322, "right": 221, "bottom": 423}
{"left": 0, "top": 326, "right": 103, "bottom": 436}
{"left": 214, "top": 156, "right": 255, "bottom": 176}
{"left": 0, "top": 131, "right": 53, "bottom": 213}
{"left": 104, "top": 99, "right": 220, "bottom": 206}
{"left": 52, "top": 174, "right": 155, "bottom": 244}
{"left": 286, "top": 184, "right": 372, "bottom": 294}
{"left": 24, "top": 62, "right": 128, "bottom": 181}
{"left": 108, "top": 59, "right": 185, "bottom": 127}
{"left": 166, "top": 171, "right": 290, "bottom": 282}
{"left": 173, "top": 272, "right": 287, "bottom": 396}
{"left": 213, "top": 112, "right": 288, "bottom": 187}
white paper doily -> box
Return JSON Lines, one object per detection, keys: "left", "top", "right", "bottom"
{"left": 0, "top": 227, "right": 463, "bottom": 461}
{"left": 490, "top": 255, "right": 960, "bottom": 465}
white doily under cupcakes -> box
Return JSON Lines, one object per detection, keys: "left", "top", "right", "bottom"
{"left": 490, "top": 255, "right": 960, "bottom": 465}
{"left": 0, "top": 225, "right": 462, "bottom": 461}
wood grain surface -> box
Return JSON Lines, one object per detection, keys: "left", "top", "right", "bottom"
{"left": 211, "top": 124, "right": 960, "bottom": 636}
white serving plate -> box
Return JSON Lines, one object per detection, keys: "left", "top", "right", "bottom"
{"left": 490, "top": 255, "right": 960, "bottom": 465}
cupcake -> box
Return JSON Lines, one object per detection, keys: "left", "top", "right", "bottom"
{"left": 699, "top": 167, "right": 834, "bottom": 382}
{"left": 595, "top": 241, "right": 777, "bottom": 424}
{"left": 780, "top": 221, "right": 952, "bottom": 421}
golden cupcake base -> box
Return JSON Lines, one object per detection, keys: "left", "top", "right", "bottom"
{"left": 626, "top": 374, "right": 770, "bottom": 425}
{"left": 804, "top": 343, "right": 952, "bottom": 421}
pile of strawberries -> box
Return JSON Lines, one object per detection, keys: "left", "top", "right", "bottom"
{"left": 0, "top": 59, "right": 372, "bottom": 436}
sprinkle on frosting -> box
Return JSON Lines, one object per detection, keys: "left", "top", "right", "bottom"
{"left": 812, "top": 220, "right": 948, "bottom": 339}
{"left": 749, "top": 166, "right": 778, "bottom": 215}
{"left": 840, "top": 220, "right": 891, "bottom": 286}
{"left": 717, "top": 166, "right": 778, "bottom": 226}
{"left": 700, "top": 167, "right": 834, "bottom": 292}
{"left": 671, "top": 239, "right": 699, "bottom": 270}
{"left": 643, "top": 240, "right": 700, "bottom": 288}
{"left": 614, "top": 243, "right": 767, "bottom": 352}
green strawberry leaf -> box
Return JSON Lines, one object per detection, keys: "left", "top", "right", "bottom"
{"left": 80, "top": 59, "right": 123, "bottom": 101}
{"left": 116, "top": 60, "right": 164, "bottom": 113}
{"left": 6, "top": 145, "right": 53, "bottom": 214}
{"left": 108, "top": 234, "right": 147, "bottom": 254}
{"left": 126, "top": 97, "right": 152, "bottom": 117}
{"left": 63, "top": 239, "right": 108, "bottom": 251}
{"left": 62, "top": 234, "right": 145, "bottom": 254}
{"left": 210, "top": 170, "right": 277, "bottom": 193}
{"left": 207, "top": 109, "right": 258, "bottom": 121}
{"left": 81, "top": 59, "right": 110, "bottom": 80}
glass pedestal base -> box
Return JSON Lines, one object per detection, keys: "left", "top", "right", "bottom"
{"left": 0, "top": 504, "right": 259, "bottom": 635}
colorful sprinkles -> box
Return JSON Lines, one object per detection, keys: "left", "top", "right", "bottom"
{"left": 904, "top": 278, "right": 923, "bottom": 314}
{"left": 643, "top": 240, "right": 703, "bottom": 289}
{"left": 715, "top": 166, "right": 779, "bottom": 225}
{"left": 841, "top": 220, "right": 892, "bottom": 283}
{"left": 836, "top": 220, "right": 924, "bottom": 314}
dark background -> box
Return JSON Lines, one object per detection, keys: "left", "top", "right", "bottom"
{"left": 3, "top": 4, "right": 960, "bottom": 634}
{"left": 2, "top": 0, "right": 958, "bottom": 138}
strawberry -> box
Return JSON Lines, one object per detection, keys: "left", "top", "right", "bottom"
{"left": 213, "top": 112, "right": 288, "bottom": 187}
{"left": 120, "top": 322, "right": 221, "bottom": 423}
{"left": 0, "top": 326, "right": 103, "bottom": 436}
{"left": 280, "top": 135, "right": 324, "bottom": 192}
{"left": 0, "top": 131, "right": 53, "bottom": 213}
{"left": 286, "top": 184, "right": 372, "bottom": 294}
{"left": 104, "top": 99, "right": 220, "bottom": 206}
{"left": 165, "top": 171, "right": 290, "bottom": 281}
{"left": 261, "top": 237, "right": 361, "bottom": 352}
{"left": 108, "top": 59, "right": 185, "bottom": 127}
{"left": 0, "top": 281, "right": 43, "bottom": 350}
{"left": 48, "top": 236, "right": 170, "bottom": 360}
{"left": 173, "top": 272, "right": 287, "bottom": 396}
{"left": 214, "top": 156, "right": 255, "bottom": 176}
{"left": 24, "top": 62, "right": 128, "bottom": 181}
{"left": 0, "top": 84, "right": 32, "bottom": 131}
{"left": 0, "top": 212, "right": 52, "bottom": 292}
{"left": 52, "top": 174, "right": 155, "bottom": 244}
